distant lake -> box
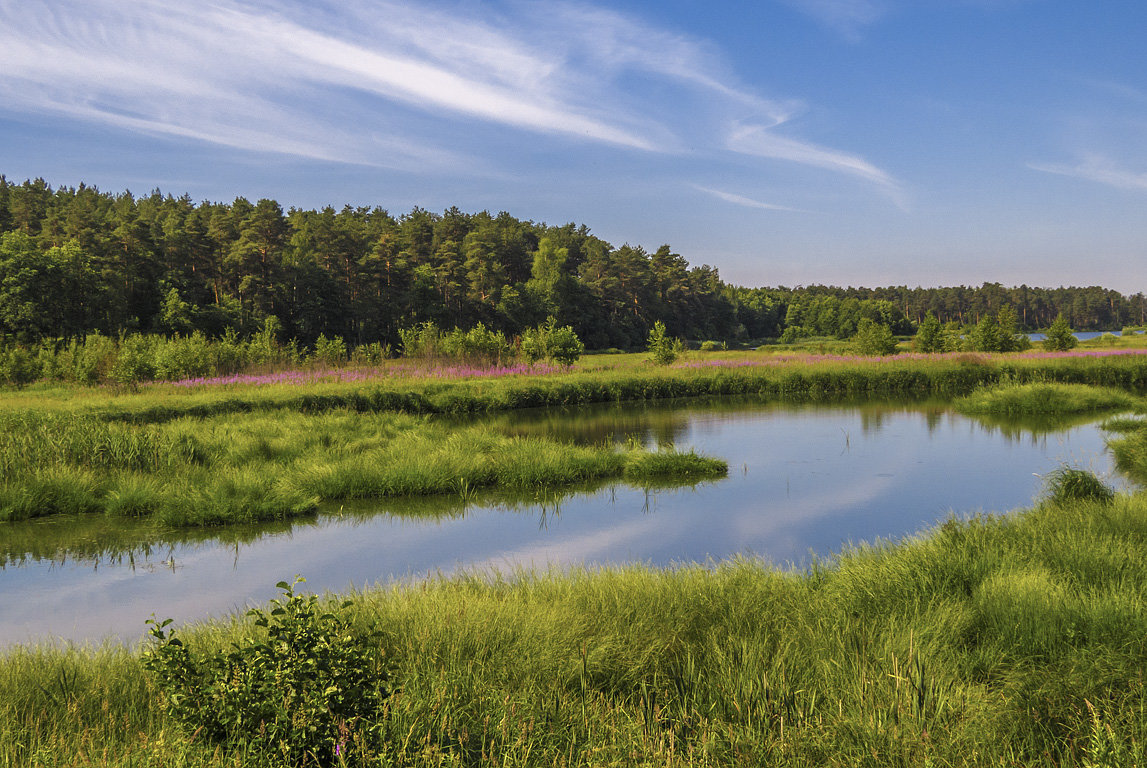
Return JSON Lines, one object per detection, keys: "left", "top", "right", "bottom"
{"left": 1026, "top": 330, "right": 1132, "bottom": 341}
{"left": 0, "top": 398, "right": 1131, "bottom": 647}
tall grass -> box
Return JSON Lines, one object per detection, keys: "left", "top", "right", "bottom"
{"left": 4, "top": 493, "right": 1147, "bottom": 766}
{"left": 0, "top": 410, "right": 725, "bottom": 526}
{"left": 955, "top": 382, "right": 1143, "bottom": 416}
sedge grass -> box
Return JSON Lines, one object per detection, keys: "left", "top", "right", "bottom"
{"left": 955, "top": 382, "right": 1143, "bottom": 416}
{"left": 4, "top": 493, "right": 1147, "bottom": 766}
{"left": 0, "top": 410, "right": 726, "bottom": 526}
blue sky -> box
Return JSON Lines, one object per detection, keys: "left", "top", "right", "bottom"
{"left": 2, "top": 0, "right": 1146, "bottom": 291}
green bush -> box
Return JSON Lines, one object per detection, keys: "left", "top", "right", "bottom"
{"left": 1041, "top": 467, "right": 1114, "bottom": 505}
{"left": 647, "top": 321, "right": 682, "bottom": 365}
{"left": 852, "top": 318, "right": 897, "bottom": 356}
{"left": 699, "top": 340, "right": 725, "bottom": 352}
{"left": 1044, "top": 314, "right": 1077, "bottom": 352}
{"left": 520, "top": 317, "right": 585, "bottom": 366}
{"left": 351, "top": 342, "right": 391, "bottom": 365}
{"left": 440, "top": 323, "right": 514, "bottom": 365}
{"left": 143, "top": 578, "right": 389, "bottom": 766}
{"left": 310, "top": 334, "right": 348, "bottom": 367}
{"left": 0, "top": 345, "right": 40, "bottom": 387}
{"left": 108, "top": 334, "right": 157, "bottom": 387}
{"left": 153, "top": 332, "right": 214, "bottom": 381}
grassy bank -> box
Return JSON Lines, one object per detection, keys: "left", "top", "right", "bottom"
{"left": 0, "top": 409, "right": 725, "bottom": 526}
{"left": 6, "top": 349, "right": 1147, "bottom": 426}
{"left": 3, "top": 489, "right": 1146, "bottom": 766}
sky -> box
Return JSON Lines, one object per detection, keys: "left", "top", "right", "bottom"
{"left": 2, "top": 0, "right": 1146, "bottom": 291}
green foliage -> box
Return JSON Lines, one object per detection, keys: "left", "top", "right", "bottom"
{"left": 1044, "top": 313, "right": 1078, "bottom": 352}
{"left": 852, "top": 317, "right": 898, "bottom": 356}
{"left": 108, "top": 334, "right": 157, "bottom": 387}
{"left": 646, "top": 320, "right": 682, "bottom": 365}
{"left": 520, "top": 316, "right": 584, "bottom": 366}
{"left": 1041, "top": 466, "right": 1114, "bottom": 505}
{"left": 439, "top": 322, "right": 514, "bottom": 365}
{"left": 698, "top": 340, "right": 725, "bottom": 352}
{"left": 143, "top": 577, "right": 388, "bottom": 766}
{"left": 398, "top": 321, "right": 442, "bottom": 359}
{"left": 913, "top": 312, "right": 945, "bottom": 353}
{"left": 152, "top": 333, "right": 214, "bottom": 381}
{"left": 309, "top": 334, "right": 347, "bottom": 367}
{"left": 0, "top": 345, "right": 40, "bottom": 388}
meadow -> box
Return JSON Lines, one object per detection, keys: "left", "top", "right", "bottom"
{"left": 4, "top": 342, "right": 1147, "bottom": 766}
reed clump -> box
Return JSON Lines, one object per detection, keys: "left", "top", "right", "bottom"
{"left": 4, "top": 493, "right": 1147, "bottom": 766}
{"left": 955, "top": 382, "right": 1142, "bottom": 416}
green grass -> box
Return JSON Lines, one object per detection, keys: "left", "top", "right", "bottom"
{"left": 955, "top": 382, "right": 1143, "bottom": 416}
{"left": 0, "top": 410, "right": 725, "bottom": 527}
{"left": 4, "top": 491, "right": 1147, "bottom": 766}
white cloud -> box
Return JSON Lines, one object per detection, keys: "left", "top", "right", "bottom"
{"left": 693, "top": 185, "right": 807, "bottom": 212}
{"left": 0, "top": 0, "right": 901, "bottom": 202}
{"left": 780, "top": 0, "right": 887, "bottom": 39}
{"left": 726, "top": 122, "right": 905, "bottom": 205}
{"left": 1029, "top": 154, "right": 1147, "bottom": 191}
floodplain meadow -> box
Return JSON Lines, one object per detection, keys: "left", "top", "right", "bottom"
{"left": 4, "top": 350, "right": 1147, "bottom": 765}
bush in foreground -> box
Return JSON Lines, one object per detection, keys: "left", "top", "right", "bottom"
{"left": 144, "top": 578, "right": 388, "bottom": 766}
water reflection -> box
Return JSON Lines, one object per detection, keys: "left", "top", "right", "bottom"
{"left": 0, "top": 399, "right": 1130, "bottom": 647}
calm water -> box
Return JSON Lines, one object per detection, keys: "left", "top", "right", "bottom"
{"left": 0, "top": 399, "right": 1128, "bottom": 647}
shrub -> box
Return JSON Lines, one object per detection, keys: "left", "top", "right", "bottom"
{"left": 1041, "top": 467, "right": 1114, "bottom": 505}
{"left": 699, "top": 340, "right": 725, "bottom": 352}
{"left": 398, "top": 321, "right": 443, "bottom": 359}
{"left": 520, "top": 317, "right": 585, "bottom": 366}
{"left": 143, "top": 577, "right": 389, "bottom": 766}
{"left": 852, "top": 318, "right": 898, "bottom": 356}
{"left": 647, "top": 321, "right": 682, "bottom": 365}
{"left": 152, "top": 332, "right": 214, "bottom": 381}
{"left": 351, "top": 342, "right": 391, "bottom": 365}
{"left": 109, "top": 333, "right": 157, "bottom": 386}
{"left": 0, "top": 345, "right": 40, "bottom": 387}
{"left": 64, "top": 333, "right": 117, "bottom": 384}
{"left": 439, "top": 323, "right": 514, "bottom": 365}
{"left": 1044, "top": 314, "right": 1077, "bottom": 352}
{"left": 210, "top": 328, "right": 248, "bottom": 375}
{"left": 310, "top": 334, "right": 348, "bottom": 367}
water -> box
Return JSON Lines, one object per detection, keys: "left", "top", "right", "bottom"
{"left": 0, "top": 398, "right": 1129, "bottom": 647}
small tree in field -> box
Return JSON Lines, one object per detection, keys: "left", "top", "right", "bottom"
{"left": 520, "top": 317, "right": 584, "bottom": 366}
{"left": 647, "top": 321, "right": 682, "bottom": 365}
{"left": 1044, "top": 314, "right": 1077, "bottom": 352}
{"left": 853, "top": 318, "right": 897, "bottom": 356}
{"left": 913, "top": 312, "right": 944, "bottom": 353}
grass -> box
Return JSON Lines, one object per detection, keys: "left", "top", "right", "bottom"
{"left": 3, "top": 490, "right": 1147, "bottom": 766}
{"left": 955, "top": 382, "right": 1143, "bottom": 416}
{"left": 0, "top": 410, "right": 725, "bottom": 527}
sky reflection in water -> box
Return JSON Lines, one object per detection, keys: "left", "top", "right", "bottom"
{"left": 0, "top": 399, "right": 1128, "bottom": 646}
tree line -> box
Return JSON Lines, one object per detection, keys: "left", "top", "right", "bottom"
{"left": 2, "top": 176, "right": 1143, "bottom": 350}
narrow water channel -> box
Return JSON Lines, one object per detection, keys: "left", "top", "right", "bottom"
{"left": 0, "top": 399, "right": 1128, "bottom": 647}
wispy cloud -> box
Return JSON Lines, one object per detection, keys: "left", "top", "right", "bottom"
{"left": 1029, "top": 155, "right": 1147, "bottom": 191}
{"left": 0, "top": 0, "right": 900, "bottom": 202}
{"left": 780, "top": 0, "right": 887, "bottom": 39}
{"left": 693, "top": 185, "right": 807, "bottom": 212}
{"left": 726, "top": 122, "right": 905, "bottom": 205}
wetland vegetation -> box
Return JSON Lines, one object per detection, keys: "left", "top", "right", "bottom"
{"left": 4, "top": 158, "right": 1147, "bottom": 768}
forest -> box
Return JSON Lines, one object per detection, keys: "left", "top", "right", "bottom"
{"left": 2, "top": 176, "right": 1144, "bottom": 350}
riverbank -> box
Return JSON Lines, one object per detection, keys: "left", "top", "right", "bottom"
{"left": 3, "top": 488, "right": 1145, "bottom": 766}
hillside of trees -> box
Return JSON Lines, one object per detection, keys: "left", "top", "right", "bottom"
{"left": 2, "top": 176, "right": 1143, "bottom": 349}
